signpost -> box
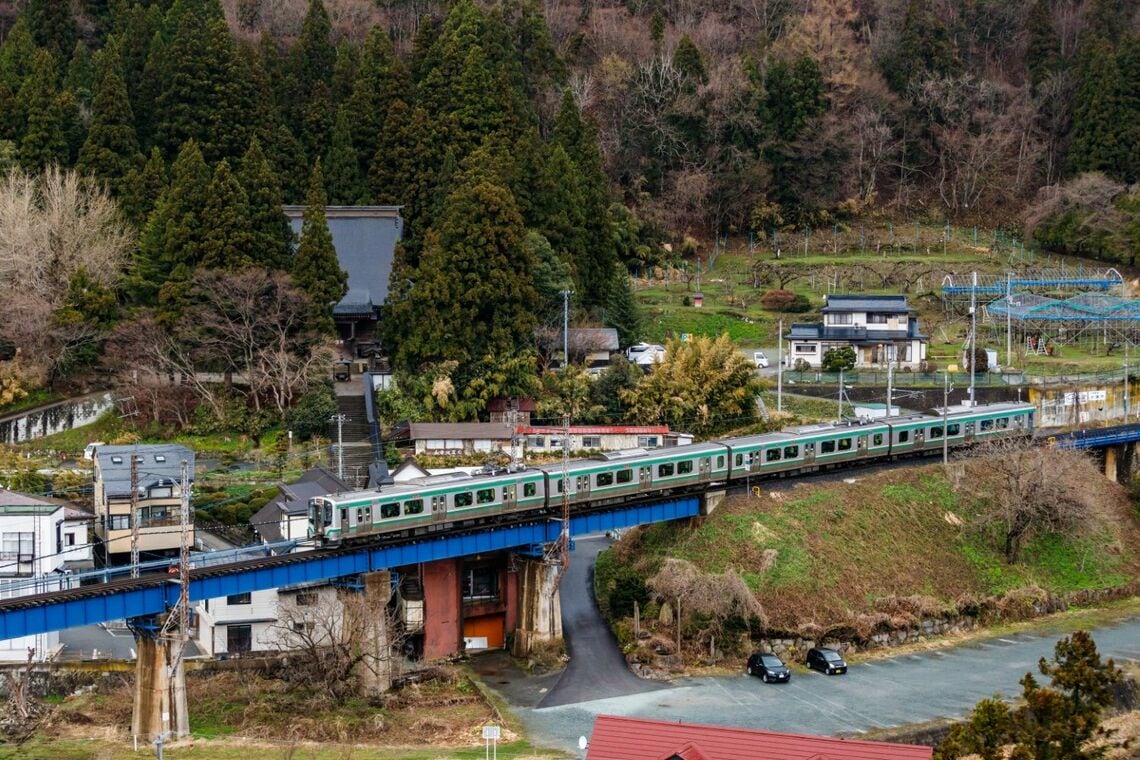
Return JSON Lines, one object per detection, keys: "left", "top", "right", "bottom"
{"left": 483, "top": 724, "right": 500, "bottom": 760}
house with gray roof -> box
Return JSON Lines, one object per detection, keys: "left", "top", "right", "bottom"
{"left": 250, "top": 466, "right": 347, "bottom": 547}
{"left": 93, "top": 444, "right": 195, "bottom": 566}
{"left": 784, "top": 294, "right": 928, "bottom": 370}
{"left": 284, "top": 205, "right": 402, "bottom": 343}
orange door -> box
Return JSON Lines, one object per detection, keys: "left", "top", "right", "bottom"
{"left": 463, "top": 614, "right": 505, "bottom": 649}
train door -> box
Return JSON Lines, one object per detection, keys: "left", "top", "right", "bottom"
{"left": 431, "top": 494, "right": 447, "bottom": 523}
{"left": 639, "top": 466, "right": 652, "bottom": 489}
{"left": 502, "top": 484, "right": 516, "bottom": 510}
{"left": 915, "top": 428, "right": 926, "bottom": 448}
{"left": 856, "top": 435, "right": 867, "bottom": 456}
{"left": 803, "top": 442, "right": 816, "bottom": 464}
{"left": 576, "top": 475, "right": 590, "bottom": 499}
{"left": 699, "top": 457, "right": 711, "bottom": 482}
{"left": 965, "top": 421, "right": 975, "bottom": 442}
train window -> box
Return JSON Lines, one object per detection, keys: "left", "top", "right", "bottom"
{"left": 617, "top": 469, "right": 633, "bottom": 484}
{"left": 766, "top": 448, "right": 781, "bottom": 462}
{"left": 524, "top": 482, "right": 537, "bottom": 497}
{"left": 477, "top": 488, "right": 495, "bottom": 504}
{"left": 597, "top": 472, "right": 614, "bottom": 486}
{"left": 873, "top": 433, "right": 883, "bottom": 446}
{"left": 380, "top": 502, "right": 399, "bottom": 519}
{"left": 930, "top": 426, "right": 943, "bottom": 439}
{"left": 997, "top": 417, "right": 1009, "bottom": 429}
{"left": 898, "top": 431, "right": 909, "bottom": 443}
{"left": 980, "top": 419, "right": 994, "bottom": 431}
{"left": 678, "top": 460, "right": 693, "bottom": 474}
{"left": 455, "top": 492, "right": 473, "bottom": 507}
{"left": 821, "top": 440, "right": 836, "bottom": 454}
{"left": 717, "top": 455, "right": 725, "bottom": 468}
{"left": 502, "top": 487, "right": 512, "bottom": 500}
{"left": 734, "top": 453, "right": 744, "bottom": 467}
{"left": 784, "top": 445, "right": 799, "bottom": 458}
{"left": 658, "top": 463, "right": 675, "bottom": 477}
{"left": 1014, "top": 416, "right": 1024, "bottom": 427}
{"left": 838, "top": 438, "right": 852, "bottom": 451}
{"left": 340, "top": 508, "right": 348, "bottom": 526}
{"left": 947, "top": 423, "right": 960, "bottom": 436}
{"left": 405, "top": 499, "right": 424, "bottom": 515}
{"left": 556, "top": 479, "right": 564, "bottom": 493}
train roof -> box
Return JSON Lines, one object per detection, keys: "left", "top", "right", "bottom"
{"left": 726, "top": 418, "right": 890, "bottom": 448}
{"left": 534, "top": 442, "right": 726, "bottom": 475}
{"left": 936, "top": 402, "right": 1036, "bottom": 417}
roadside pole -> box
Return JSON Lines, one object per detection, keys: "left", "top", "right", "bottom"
{"left": 776, "top": 319, "right": 783, "bottom": 413}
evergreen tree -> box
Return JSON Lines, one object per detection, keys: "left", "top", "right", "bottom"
{"left": 114, "top": 3, "right": 163, "bottom": 111}
{"left": 604, "top": 265, "right": 642, "bottom": 348}
{"left": 200, "top": 159, "right": 254, "bottom": 270}
{"left": 58, "top": 89, "right": 86, "bottom": 165}
{"left": 880, "top": 0, "right": 960, "bottom": 95}
{"left": 135, "top": 30, "right": 165, "bottom": 151}
{"left": 121, "top": 146, "right": 167, "bottom": 227}
{"left": 130, "top": 139, "right": 211, "bottom": 303}
{"left": 238, "top": 138, "right": 293, "bottom": 269}
{"left": 1069, "top": 41, "right": 1126, "bottom": 179}
{"left": 524, "top": 230, "right": 573, "bottom": 322}
{"left": 330, "top": 40, "right": 358, "bottom": 103}
{"left": 64, "top": 42, "right": 95, "bottom": 106}
{"left": 291, "top": 0, "right": 335, "bottom": 96}
{"left": 292, "top": 159, "right": 347, "bottom": 330}
{"left": 1026, "top": 0, "right": 1063, "bottom": 90}
{"left": 18, "top": 50, "right": 67, "bottom": 170}
{"left": 673, "top": 34, "right": 708, "bottom": 84}
{"left": 301, "top": 79, "right": 333, "bottom": 168}
{"left": 531, "top": 142, "right": 587, "bottom": 263}
{"left": 391, "top": 156, "right": 538, "bottom": 401}
{"left": 1117, "top": 34, "right": 1140, "bottom": 182}
{"left": 78, "top": 50, "right": 143, "bottom": 196}
{"left": 348, "top": 26, "right": 406, "bottom": 186}
{"left": 553, "top": 91, "right": 617, "bottom": 308}
{"left": 0, "top": 17, "right": 37, "bottom": 95}
{"left": 26, "top": 0, "right": 78, "bottom": 60}
{"left": 325, "top": 105, "right": 365, "bottom": 204}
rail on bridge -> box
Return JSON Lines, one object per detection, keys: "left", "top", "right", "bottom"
{"left": 1047, "top": 422, "right": 1140, "bottom": 450}
{"left": 0, "top": 496, "right": 701, "bottom": 641}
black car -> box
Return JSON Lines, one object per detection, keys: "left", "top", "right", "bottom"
{"left": 746, "top": 652, "right": 791, "bottom": 683}
{"left": 806, "top": 647, "right": 847, "bottom": 675}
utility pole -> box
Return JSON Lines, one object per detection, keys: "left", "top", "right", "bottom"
{"left": 1126, "top": 342, "right": 1130, "bottom": 421}
{"left": 1005, "top": 272, "right": 1012, "bottom": 370}
{"left": 969, "top": 270, "right": 977, "bottom": 407}
{"left": 837, "top": 368, "right": 844, "bottom": 419}
{"left": 943, "top": 372, "right": 952, "bottom": 466}
{"left": 776, "top": 319, "right": 783, "bottom": 413}
{"left": 130, "top": 453, "right": 140, "bottom": 578}
{"left": 172, "top": 459, "right": 190, "bottom": 737}
{"left": 329, "top": 414, "right": 347, "bottom": 481}
{"left": 561, "top": 289, "right": 571, "bottom": 371}
{"left": 886, "top": 352, "right": 893, "bottom": 418}
{"left": 547, "top": 289, "right": 574, "bottom": 579}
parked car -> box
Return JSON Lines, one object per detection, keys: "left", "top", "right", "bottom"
{"left": 746, "top": 652, "right": 790, "bottom": 683}
{"left": 753, "top": 351, "right": 769, "bottom": 368}
{"left": 626, "top": 342, "right": 666, "bottom": 368}
{"left": 806, "top": 647, "right": 847, "bottom": 675}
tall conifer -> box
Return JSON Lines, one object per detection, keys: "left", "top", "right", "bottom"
{"left": 239, "top": 138, "right": 293, "bottom": 269}
{"left": 325, "top": 105, "right": 365, "bottom": 204}
{"left": 26, "top": 0, "right": 78, "bottom": 60}
{"left": 18, "top": 50, "right": 67, "bottom": 170}
{"left": 200, "top": 159, "right": 254, "bottom": 270}
{"left": 78, "top": 50, "right": 143, "bottom": 196}
{"left": 292, "top": 159, "right": 347, "bottom": 330}
{"left": 121, "top": 146, "right": 167, "bottom": 227}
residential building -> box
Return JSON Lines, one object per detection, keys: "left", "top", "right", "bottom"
{"left": 586, "top": 715, "right": 932, "bottom": 760}
{"left": 250, "top": 466, "right": 347, "bottom": 547}
{"left": 93, "top": 444, "right": 195, "bottom": 566}
{"left": 395, "top": 423, "right": 515, "bottom": 457}
{"left": 784, "top": 294, "right": 928, "bottom": 370}
{"left": 520, "top": 426, "right": 672, "bottom": 452}
{"left": 194, "top": 584, "right": 341, "bottom": 657}
{"left": 565, "top": 328, "right": 620, "bottom": 369}
{"left": 0, "top": 489, "right": 93, "bottom": 661}
{"left": 284, "top": 205, "right": 402, "bottom": 344}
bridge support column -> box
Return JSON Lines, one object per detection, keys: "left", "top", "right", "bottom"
{"left": 702, "top": 489, "right": 726, "bottom": 516}
{"left": 1121, "top": 442, "right": 1136, "bottom": 483}
{"left": 1105, "top": 445, "right": 1119, "bottom": 482}
{"left": 422, "top": 558, "right": 462, "bottom": 660}
{"left": 356, "top": 570, "right": 393, "bottom": 695}
{"left": 511, "top": 558, "right": 562, "bottom": 658}
{"left": 131, "top": 621, "right": 188, "bottom": 743}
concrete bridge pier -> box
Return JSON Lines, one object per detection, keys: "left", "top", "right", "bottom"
{"left": 130, "top": 618, "right": 188, "bottom": 744}
{"left": 355, "top": 570, "right": 394, "bottom": 695}
{"left": 1104, "top": 442, "right": 1137, "bottom": 483}
{"left": 511, "top": 558, "right": 563, "bottom": 658}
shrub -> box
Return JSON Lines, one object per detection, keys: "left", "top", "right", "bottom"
{"left": 793, "top": 358, "right": 811, "bottom": 372}
{"left": 919, "top": 359, "right": 938, "bottom": 374}
{"left": 760, "top": 289, "right": 796, "bottom": 311}
{"left": 682, "top": 295, "right": 692, "bottom": 307}
{"left": 286, "top": 383, "right": 337, "bottom": 441}
{"left": 609, "top": 573, "right": 650, "bottom": 619}
{"left": 821, "top": 346, "right": 856, "bottom": 372}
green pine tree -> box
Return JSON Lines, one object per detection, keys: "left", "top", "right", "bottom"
{"left": 325, "top": 105, "right": 365, "bottom": 204}
{"left": 135, "top": 29, "right": 165, "bottom": 152}
{"left": 0, "top": 17, "right": 36, "bottom": 95}
{"left": 300, "top": 79, "right": 333, "bottom": 168}
{"left": 330, "top": 40, "right": 358, "bottom": 103}
{"left": 291, "top": 0, "right": 335, "bottom": 95}
{"left": 238, "top": 138, "right": 294, "bottom": 269}
{"left": 130, "top": 139, "right": 211, "bottom": 304}
{"left": 1069, "top": 41, "right": 1126, "bottom": 179}
{"left": 18, "top": 49, "right": 67, "bottom": 170}
{"left": 26, "top": 0, "right": 78, "bottom": 60}
{"left": 673, "top": 34, "right": 708, "bottom": 84}
{"left": 604, "top": 264, "right": 642, "bottom": 349}
{"left": 78, "top": 49, "right": 143, "bottom": 196}
{"left": 881, "top": 0, "right": 960, "bottom": 95}
{"left": 292, "top": 159, "right": 348, "bottom": 330}
{"left": 1026, "top": 0, "right": 1063, "bottom": 90}
{"left": 64, "top": 41, "right": 95, "bottom": 106}
{"left": 121, "top": 146, "right": 167, "bottom": 227}
{"left": 200, "top": 159, "right": 255, "bottom": 270}
{"left": 348, "top": 26, "right": 406, "bottom": 186}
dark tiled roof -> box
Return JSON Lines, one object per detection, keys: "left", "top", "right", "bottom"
{"left": 568, "top": 328, "right": 620, "bottom": 352}
{"left": 822, "top": 294, "right": 912, "bottom": 313}
{"left": 786, "top": 318, "right": 927, "bottom": 342}
{"left": 407, "top": 423, "right": 515, "bottom": 440}
{"left": 284, "top": 206, "right": 403, "bottom": 317}
{"left": 587, "top": 715, "right": 932, "bottom": 760}
{"left": 96, "top": 444, "right": 195, "bottom": 500}
{"left": 251, "top": 466, "right": 347, "bottom": 544}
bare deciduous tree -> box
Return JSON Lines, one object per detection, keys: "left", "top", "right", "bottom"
{"left": 957, "top": 439, "right": 1108, "bottom": 564}
{"left": 648, "top": 558, "right": 767, "bottom": 649}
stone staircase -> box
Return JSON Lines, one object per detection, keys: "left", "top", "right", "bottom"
{"left": 329, "top": 392, "right": 375, "bottom": 489}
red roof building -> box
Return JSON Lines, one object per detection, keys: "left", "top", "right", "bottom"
{"left": 586, "top": 715, "right": 933, "bottom": 760}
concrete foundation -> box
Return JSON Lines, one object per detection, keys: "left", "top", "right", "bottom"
{"left": 131, "top": 630, "right": 188, "bottom": 742}
{"left": 511, "top": 559, "right": 562, "bottom": 657}
{"left": 702, "top": 489, "right": 726, "bottom": 516}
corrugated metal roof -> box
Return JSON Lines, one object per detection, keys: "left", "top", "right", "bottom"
{"left": 586, "top": 715, "right": 932, "bottom": 760}
{"left": 408, "top": 423, "right": 515, "bottom": 440}
{"left": 95, "top": 444, "right": 195, "bottom": 499}
{"left": 822, "top": 295, "right": 912, "bottom": 313}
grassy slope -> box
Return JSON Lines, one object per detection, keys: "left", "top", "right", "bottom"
{"left": 614, "top": 463, "right": 1140, "bottom": 628}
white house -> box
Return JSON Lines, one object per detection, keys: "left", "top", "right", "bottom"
{"left": 0, "top": 489, "right": 93, "bottom": 661}
{"left": 194, "top": 584, "right": 341, "bottom": 656}
{"left": 250, "top": 466, "right": 346, "bottom": 547}
{"left": 784, "top": 294, "right": 928, "bottom": 370}
{"left": 520, "top": 426, "right": 673, "bottom": 452}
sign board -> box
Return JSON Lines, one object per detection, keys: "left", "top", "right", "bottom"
{"left": 482, "top": 725, "right": 501, "bottom": 741}
{"left": 1062, "top": 389, "right": 1107, "bottom": 407}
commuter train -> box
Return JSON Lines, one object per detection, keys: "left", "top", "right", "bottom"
{"left": 308, "top": 402, "right": 1036, "bottom": 544}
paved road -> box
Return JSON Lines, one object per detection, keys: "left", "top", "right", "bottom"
{"left": 508, "top": 544, "right": 1140, "bottom": 756}
{"left": 538, "top": 536, "right": 667, "bottom": 708}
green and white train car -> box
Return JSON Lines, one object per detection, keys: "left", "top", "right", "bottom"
{"left": 724, "top": 419, "right": 892, "bottom": 479}
{"left": 535, "top": 441, "right": 731, "bottom": 508}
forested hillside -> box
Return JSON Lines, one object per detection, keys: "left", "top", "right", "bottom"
{"left": 0, "top": 0, "right": 1136, "bottom": 425}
